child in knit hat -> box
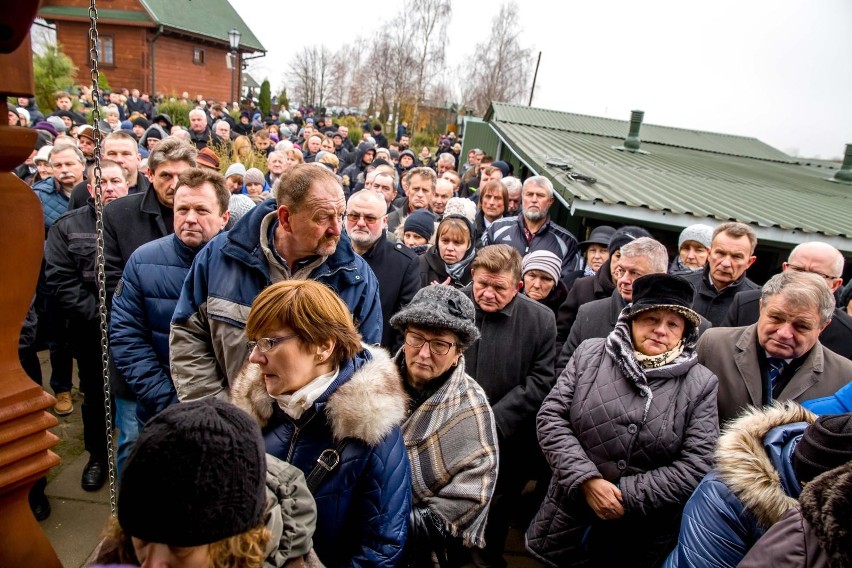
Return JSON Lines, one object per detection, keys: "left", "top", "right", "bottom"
{"left": 93, "top": 398, "right": 318, "bottom": 567}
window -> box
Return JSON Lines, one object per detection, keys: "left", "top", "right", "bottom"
{"left": 97, "top": 36, "right": 114, "bottom": 66}
{"left": 193, "top": 47, "right": 205, "bottom": 65}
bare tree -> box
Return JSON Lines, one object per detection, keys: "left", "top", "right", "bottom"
{"left": 409, "top": 0, "right": 452, "bottom": 131}
{"left": 463, "top": 1, "right": 533, "bottom": 115}
{"left": 288, "top": 45, "right": 333, "bottom": 109}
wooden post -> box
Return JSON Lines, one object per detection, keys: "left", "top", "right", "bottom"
{"left": 0, "top": 1, "right": 63, "bottom": 566}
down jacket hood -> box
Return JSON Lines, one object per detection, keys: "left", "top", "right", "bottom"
{"left": 715, "top": 401, "right": 817, "bottom": 528}
{"left": 800, "top": 461, "right": 852, "bottom": 568}
{"left": 231, "top": 344, "right": 407, "bottom": 446}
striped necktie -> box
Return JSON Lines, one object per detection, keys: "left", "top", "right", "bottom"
{"left": 767, "top": 357, "right": 786, "bottom": 399}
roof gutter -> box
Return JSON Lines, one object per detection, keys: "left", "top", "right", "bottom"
{"left": 570, "top": 198, "right": 852, "bottom": 254}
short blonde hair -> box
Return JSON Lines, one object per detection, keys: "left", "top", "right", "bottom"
{"left": 246, "top": 280, "right": 361, "bottom": 368}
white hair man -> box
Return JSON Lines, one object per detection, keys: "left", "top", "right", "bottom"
{"left": 482, "top": 175, "right": 581, "bottom": 281}
{"left": 187, "top": 108, "right": 211, "bottom": 150}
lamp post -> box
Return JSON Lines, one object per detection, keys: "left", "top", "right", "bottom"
{"left": 228, "top": 27, "right": 241, "bottom": 104}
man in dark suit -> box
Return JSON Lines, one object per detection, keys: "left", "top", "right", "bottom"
{"left": 723, "top": 241, "right": 852, "bottom": 359}
{"left": 698, "top": 271, "right": 852, "bottom": 422}
{"left": 556, "top": 237, "right": 710, "bottom": 374}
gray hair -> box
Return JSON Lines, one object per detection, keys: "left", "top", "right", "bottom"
{"left": 620, "top": 237, "right": 668, "bottom": 273}
{"left": 148, "top": 138, "right": 198, "bottom": 173}
{"left": 50, "top": 143, "right": 85, "bottom": 164}
{"left": 189, "top": 108, "right": 207, "bottom": 123}
{"left": 761, "top": 271, "right": 836, "bottom": 325}
{"left": 213, "top": 119, "right": 230, "bottom": 131}
{"left": 502, "top": 176, "right": 522, "bottom": 194}
{"left": 275, "top": 140, "right": 294, "bottom": 152}
{"left": 788, "top": 242, "right": 845, "bottom": 279}
{"left": 523, "top": 175, "right": 554, "bottom": 198}
{"left": 713, "top": 221, "right": 758, "bottom": 254}
{"left": 437, "top": 153, "right": 456, "bottom": 166}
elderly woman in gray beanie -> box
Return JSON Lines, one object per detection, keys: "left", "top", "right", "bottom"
{"left": 390, "top": 285, "right": 499, "bottom": 567}
{"left": 522, "top": 249, "right": 568, "bottom": 316}
{"left": 670, "top": 224, "right": 714, "bottom": 275}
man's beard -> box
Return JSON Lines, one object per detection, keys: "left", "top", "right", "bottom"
{"left": 524, "top": 209, "right": 546, "bottom": 222}
{"left": 347, "top": 230, "right": 379, "bottom": 250}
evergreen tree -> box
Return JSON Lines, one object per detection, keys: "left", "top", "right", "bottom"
{"left": 259, "top": 79, "right": 271, "bottom": 116}
{"left": 33, "top": 43, "right": 77, "bottom": 113}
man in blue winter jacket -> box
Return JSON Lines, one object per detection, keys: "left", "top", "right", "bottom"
{"left": 170, "top": 163, "right": 382, "bottom": 401}
{"left": 110, "top": 167, "right": 231, "bottom": 428}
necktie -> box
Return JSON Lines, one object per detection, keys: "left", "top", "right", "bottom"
{"left": 767, "top": 357, "right": 786, "bottom": 399}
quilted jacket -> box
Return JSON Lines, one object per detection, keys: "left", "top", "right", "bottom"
{"left": 33, "top": 177, "right": 70, "bottom": 234}
{"left": 526, "top": 337, "right": 719, "bottom": 567}
{"left": 803, "top": 381, "right": 852, "bottom": 415}
{"left": 663, "top": 402, "right": 816, "bottom": 568}
{"left": 232, "top": 345, "right": 411, "bottom": 568}
{"left": 110, "top": 234, "right": 199, "bottom": 425}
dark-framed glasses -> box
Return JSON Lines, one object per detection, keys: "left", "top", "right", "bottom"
{"left": 404, "top": 331, "right": 456, "bottom": 356}
{"left": 345, "top": 212, "right": 381, "bottom": 225}
{"left": 247, "top": 334, "right": 299, "bottom": 353}
{"left": 785, "top": 263, "right": 840, "bottom": 281}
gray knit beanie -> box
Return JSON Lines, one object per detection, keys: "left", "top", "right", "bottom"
{"left": 678, "top": 224, "right": 714, "bottom": 249}
{"left": 522, "top": 250, "right": 562, "bottom": 283}
{"left": 390, "top": 285, "right": 480, "bottom": 348}
{"left": 244, "top": 168, "right": 265, "bottom": 187}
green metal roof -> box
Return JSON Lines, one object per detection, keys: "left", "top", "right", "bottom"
{"left": 486, "top": 102, "right": 795, "bottom": 163}
{"left": 39, "top": 6, "right": 152, "bottom": 24}
{"left": 486, "top": 105, "right": 852, "bottom": 249}
{"left": 139, "top": 0, "right": 265, "bottom": 52}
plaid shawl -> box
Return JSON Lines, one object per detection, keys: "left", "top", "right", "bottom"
{"left": 396, "top": 351, "right": 499, "bottom": 549}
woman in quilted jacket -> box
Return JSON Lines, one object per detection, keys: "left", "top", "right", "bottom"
{"left": 526, "top": 273, "right": 719, "bottom": 568}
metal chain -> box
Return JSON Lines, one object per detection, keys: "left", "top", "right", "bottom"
{"left": 88, "top": 0, "right": 118, "bottom": 516}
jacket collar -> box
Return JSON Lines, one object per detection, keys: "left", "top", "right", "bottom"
{"left": 700, "top": 263, "right": 751, "bottom": 295}
{"left": 139, "top": 185, "right": 169, "bottom": 235}
{"left": 170, "top": 233, "right": 202, "bottom": 265}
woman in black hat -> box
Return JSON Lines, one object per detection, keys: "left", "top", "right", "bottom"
{"left": 527, "top": 273, "right": 719, "bottom": 568}
{"left": 561, "top": 225, "right": 614, "bottom": 290}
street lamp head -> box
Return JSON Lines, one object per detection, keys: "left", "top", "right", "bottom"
{"left": 228, "top": 28, "right": 241, "bottom": 51}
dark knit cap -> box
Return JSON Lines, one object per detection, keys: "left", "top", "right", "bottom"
{"left": 132, "top": 116, "right": 150, "bottom": 129}
{"left": 793, "top": 413, "right": 852, "bottom": 484}
{"left": 608, "top": 225, "right": 653, "bottom": 255}
{"left": 118, "top": 399, "right": 267, "bottom": 547}
{"left": 390, "top": 285, "right": 481, "bottom": 348}
{"left": 404, "top": 208, "right": 436, "bottom": 240}
{"left": 491, "top": 160, "right": 511, "bottom": 177}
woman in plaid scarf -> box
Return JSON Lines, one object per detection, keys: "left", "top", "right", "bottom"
{"left": 390, "top": 285, "right": 499, "bottom": 568}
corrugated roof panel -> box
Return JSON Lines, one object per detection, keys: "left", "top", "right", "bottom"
{"left": 488, "top": 102, "right": 795, "bottom": 163}
{"left": 493, "top": 122, "right": 852, "bottom": 238}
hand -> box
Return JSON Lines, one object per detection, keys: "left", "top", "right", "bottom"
{"left": 430, "top": 277, "right": 451, "bottom": 286}
{"left": 581, "top": 478, "right": 624, "bottom": 520}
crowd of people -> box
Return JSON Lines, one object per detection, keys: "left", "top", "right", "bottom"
{"left": 12, "top": 87, "right": 852, "bottom": 568}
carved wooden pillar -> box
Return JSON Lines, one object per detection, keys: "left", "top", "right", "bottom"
{"left": 0, "top": 1, "right": 63, "bottom": 566}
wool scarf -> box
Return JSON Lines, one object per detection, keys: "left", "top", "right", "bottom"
{"left": 396, "top": 352, "right": 499, "bottom": 549}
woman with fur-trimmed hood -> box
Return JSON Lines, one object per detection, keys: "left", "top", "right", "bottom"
{"left": 232, "top": 280, "right": 411, "bottom": 568}
{"left": 663, "top": 406, "right": 852, "bottom": 568}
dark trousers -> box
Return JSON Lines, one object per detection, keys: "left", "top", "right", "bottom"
{"left": 37, "top": 293, "right": 73, "bottom": 394}
{"left": 69, "top": 324, "right": 109, "bottom": 460}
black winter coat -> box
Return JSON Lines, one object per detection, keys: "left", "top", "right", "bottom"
{"left": 527, "top": 338, "right": 719, "bottom": 568}
{"left": 360, "top": 236, "right": 422, "bottom": 350}
{"left": 419, "top": 245, "right": 472, "bottom": 289}
{"left": 681, "top": 264, "right": 759, "bottom": 327}
{"left": 555, "top": 258, "right": 615, "bottom": 352}
{"left": 463, "top": 291, "right": 556, "bottom": 438}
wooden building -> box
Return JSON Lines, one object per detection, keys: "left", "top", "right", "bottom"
{"left": 39, "top": 0, "right": 265, "bottom": 102}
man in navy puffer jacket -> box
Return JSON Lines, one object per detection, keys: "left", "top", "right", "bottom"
{"left": 110, "top": 168, "right": 230, "bottom": 426}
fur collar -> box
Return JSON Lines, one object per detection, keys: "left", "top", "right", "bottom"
{"left": 715, "top": 401, "right": 816, "bottom": 528}
{"left": 800, "top": 461, "right": 852, "bottom": 568}
{"left": 231, "top": 344, "right": 407, "bottom": 446}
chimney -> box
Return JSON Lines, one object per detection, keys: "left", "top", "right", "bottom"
{"left": 624, "top": 110, "right": 644, "bottom": 151}
{"left": 834, "top": 143, "right": 852, "bottom": 183}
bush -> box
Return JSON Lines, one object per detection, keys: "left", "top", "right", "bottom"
{"left": 258, "top": 80, "right": 271, "bottom": 116}
{"left": 152, "top": 99, "right": 194, "bottom": 128}
{"left": 411, "top": 131, "right": 436, "bottom": 151}
{"left": 334, "top": 115, "right": 363, "bottom": 147}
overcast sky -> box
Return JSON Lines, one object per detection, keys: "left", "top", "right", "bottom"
{"left": 232, "top": 0, "right": 852, "bottom": 159}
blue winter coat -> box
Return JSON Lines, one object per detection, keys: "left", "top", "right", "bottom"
{"left": 170, "top": 198, "right": 383, "bottom": 400}
{"left": 231, "top": 346, "right": 411, "bottom": 567}
{"left": 33, "top": 177, "right": 70, "bottom": 234}
{"left": 803, "top": 381, "right": 852, "bottom": 414}
{"left": 110, "top": 234, "right": 199, "bottom": 425}
{"left": 663, "top": 403, "right": 815, "bottom": 568}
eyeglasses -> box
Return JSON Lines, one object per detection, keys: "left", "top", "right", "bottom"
{"left": 246, "top": 334, "right": 298, "bottom": 353}
{"left": 404, "top": 331, "right": 457, "bottom": 356}
{"left": 345, "top": 212, "right": 381, "bottom": 225}
{"left": 785, "top": 263, "right": 840, "bottom": 281}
